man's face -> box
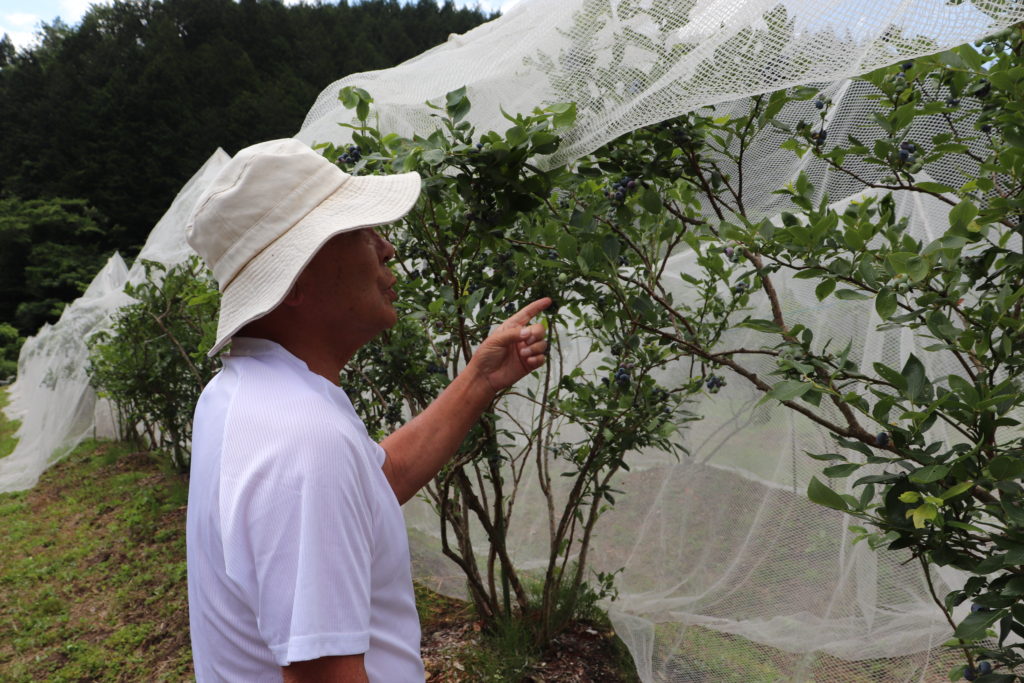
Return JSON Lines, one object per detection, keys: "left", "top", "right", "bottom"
{"left": 299, "top": 227, "right": 398, "bottom": 342}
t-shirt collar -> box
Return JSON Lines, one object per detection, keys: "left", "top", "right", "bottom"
{"left": 227, "top": 337, "right": 310, "bottom": 374}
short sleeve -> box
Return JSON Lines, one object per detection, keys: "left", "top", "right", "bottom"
{"left": 219, "top": 413, "right": 378, "bottom": 666}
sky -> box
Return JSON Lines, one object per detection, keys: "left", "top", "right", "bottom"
{"left": 0, "top": 0, "right": 520, "bottom": 51}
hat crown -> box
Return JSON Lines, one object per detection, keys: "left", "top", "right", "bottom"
{"left": 187, "top": 139, "right": 348, "bottom": 290}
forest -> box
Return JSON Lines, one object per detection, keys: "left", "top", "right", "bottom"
{"left": 0, "top": 0, "right": 494, "bottom": 341}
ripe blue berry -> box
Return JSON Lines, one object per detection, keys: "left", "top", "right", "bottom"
{"left": 814, "top": 98, "right": 824, "bottom": 110}
{"left": 875, "top": 432, "right": 890, "bottom": 447}
{"left": 978, "top": 661, "right": 992, "bottom": 675}
{"left": 964, "top": 666, "right": 977, "bottom": 681}
{"left": 901, "top": 60, "right": 914, "bottom": 71}
{"left": 724, "top": 247, "right": 734, "bottom": 258}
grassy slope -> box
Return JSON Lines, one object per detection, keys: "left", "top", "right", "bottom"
{"left": 0, "top": 394, "right": 637, "bottom": 682}
{"left": 0, "top": 437, "right": 193, "bottom": 681}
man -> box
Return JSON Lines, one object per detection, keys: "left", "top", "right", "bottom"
{"left": 184, "top": 138, "right": 549, "bottom": 682}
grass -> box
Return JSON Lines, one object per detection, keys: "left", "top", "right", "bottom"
{"left": 0, "top": 390, "right": 638, "bottom": 682}
{"left": 0, "top": 387, "right": 21, "bottom": 460}
{"left": 0, "top": 436, "right": 193, "bottom": 682}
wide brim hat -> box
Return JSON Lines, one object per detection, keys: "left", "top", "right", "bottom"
{"left": 186, "top": 139, "right": 421, "bottom": 356}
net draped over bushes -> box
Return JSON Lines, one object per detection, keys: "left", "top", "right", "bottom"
{"left": 5, "top": 1, "right": 1024, "bottom": 681}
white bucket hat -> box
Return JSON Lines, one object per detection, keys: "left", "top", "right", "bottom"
{"left": 186, "top": 138, "right": 421, "bottom": 356}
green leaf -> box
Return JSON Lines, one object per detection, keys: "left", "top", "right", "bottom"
{"left": 875, "top": 287, "right": 898, "bottom": 320}
{"left": 914, "top": 182, "right": 955, "bottom": 194}
{"left": 640, "top": 187, "right": 662, "bottom": 214}
{"left": 909, "top": 465, "right": 949, "bottom": 484}
{"left": 421, "top": 148, "right": 445, "bottom": 166}
{"left": 907, "top": 503, "right": 938, "bottom": 528}
{"left": 949, "top": 200, "right": 978, "bottom": 234}
{"left": 873, "top": 362, "right": 908, "bottom": 392}
{"left": 833, "top": 289, "right": 871, "bottom": 300}
{"left": 815, "top": 279, "right": 836, "bottom": 301}
{"left": 990, "top": 456, "right": 1024, "bottom": 480}
{"left": 901, "top": 354, "right": 928, "bottom": 402}
{"left": 767, "top": 380, "right": 812, "bottom": 402}
{"left": 737, "top": 318, "right": 783, "bottom": 334}
{"left": 823, "top": 463, "right": 861, "bottom": 478}
{"left": 940, "top": 480, "right": 974, "bottom": 500}
{"left": 954, "top": 609, "right": 1004, "bottom": 641}
{"left": 807, "top": 476, "right": 849, "bottom": 511}
{"left": 506, "top": 125, "right": 528, "bottom": 147}
{"left": 551, "top": 102, "right": 577, "bottom": 129}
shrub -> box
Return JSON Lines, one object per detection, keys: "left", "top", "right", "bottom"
{"left": 86, "top": 257, "right": 219, "bottom": 474}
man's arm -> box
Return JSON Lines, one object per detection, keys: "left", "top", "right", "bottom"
{"left": 380, "top": 298, "right": 550, "bottom": 504}
{"left": 282, "top": 654, "right": 367, "bottom": 683}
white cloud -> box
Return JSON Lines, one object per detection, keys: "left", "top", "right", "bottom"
{"left": 5, "top": 13, "right": 40, "bottom": 28}
{"left": 0, "top": 27, "right": 41, "bottom": 51}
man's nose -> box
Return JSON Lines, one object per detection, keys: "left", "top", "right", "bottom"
{"left": 377, "top": 232, "right": 396, "bottom": 262}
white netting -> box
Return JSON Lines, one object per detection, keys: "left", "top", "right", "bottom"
{"left": 5, "top": 0, "right": 1024, "bottom": 680}
{"left": 0, "top": 149, "right": 230, "bottom": 492}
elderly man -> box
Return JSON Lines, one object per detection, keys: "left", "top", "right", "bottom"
{"left": 184, "top": 139, "right": 549, "bottom": 682}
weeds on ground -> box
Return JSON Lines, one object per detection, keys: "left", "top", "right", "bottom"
{"left": 0, "top": 388, "right": 21, "bottom": 460}
{"left": 0, "top": 436, "right": 193, "bottom": 682}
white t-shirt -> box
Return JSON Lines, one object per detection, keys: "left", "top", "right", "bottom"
{"left": 186, "top": 338, "right": 423, "bottom": 682}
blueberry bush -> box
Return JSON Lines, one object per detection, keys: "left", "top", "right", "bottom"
{"left": 322, "top": 21, "right": 1024, "bottom": 677}
{"left": 87, "top": 258, "right": 220, "bottom": 474}
{"left": 320, "top": 86, "right": 693, "bottom": 647}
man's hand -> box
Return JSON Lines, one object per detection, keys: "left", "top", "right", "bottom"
{"left": 467, "top": 298, "right": 551, "bottom": 394}
{"left": 380, "top": 297, "right": 551, "bottom": 504}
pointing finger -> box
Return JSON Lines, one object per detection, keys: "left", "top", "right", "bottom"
{"left": 508, "top": 297, "right": 552, "bottom": 326}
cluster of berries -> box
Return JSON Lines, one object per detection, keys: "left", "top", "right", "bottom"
{"left": 338, "top": 144, "right": 362, "bottom": 165}
{"left": 809, "top": 129, "right": 828, "bottom": 147}
{"left": 426, "top": 362, "right": 447, "bottom": 378}
{"left": 733, "top": 282, "right": 748, "bottom": 295}
{"left": 963, "top": 660, "right": 994, "bottom": 680}
{"left": 898, "top": 141, "right": 917, "bottom": 164}
{"left": 602, "top": 363, "right": 635, "bottom": 389}
{"left": 606, "top": 176, "right": 639, "bottom": 203}
{"left": 705, "top": 374, "right": 726, "bottom": 393}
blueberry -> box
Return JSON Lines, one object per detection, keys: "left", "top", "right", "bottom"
{"left": 964, "top": 666, "right": 977, "bottom": 681}
{"left": 978, "top": 661, "right": 992, "bottom": 675}
{"left": 875, "top": 432, "right": 890, "bottom": 447}
{"left": 814, "top": 98, "right": 824, "bottom": 110}
{"left": 899, "top": 149, "right": 909, "bottom": 162}
{"left": 946, "top": 97, "right": 960, "bottom": 107}
{"left": 733, "top": 282, "right": 747, "bottom": 293}
{"left": 724, "top": 246, "right": 735, "bottom": 258}
{"left": 901, "top": 60, "right": 914, "bottom": 71}
{"left": 615, "top": 190, "right": 625, "bottom": 201}
{"left": 476, "top": 142, "right": 484, "bottom": 150}
{"left": 981, "top": 124, "right": 992, "bottom": 133}
{"left": 627, "top": 180, "right": 637, "bottom": 189}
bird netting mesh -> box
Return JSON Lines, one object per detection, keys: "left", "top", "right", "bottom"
{"left": 5, "top": 0, "right": 1024, "bottom": 680}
